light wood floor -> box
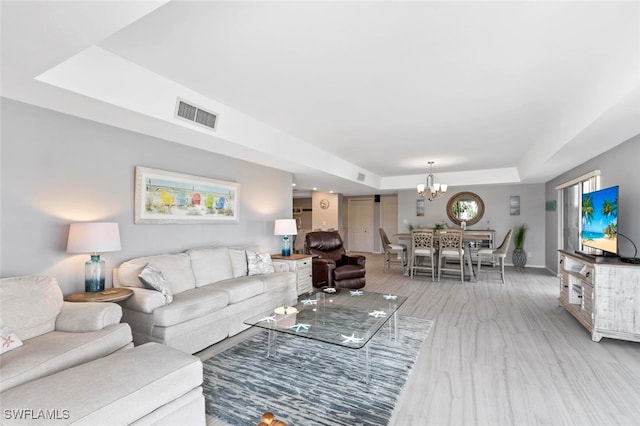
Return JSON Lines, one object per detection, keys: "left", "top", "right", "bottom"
{"left": 200, "top": 254, "right": 640, "bottom": 425}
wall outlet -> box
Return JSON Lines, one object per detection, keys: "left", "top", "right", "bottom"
{"left": 528, "top": 251, "right": 533, "bottom": 258}
{"left": 403, "top": 219, "right": 408, "bottom": 224}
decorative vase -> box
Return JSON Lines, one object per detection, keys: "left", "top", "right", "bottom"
{"left": 512, "top": 248, "right": 527, "bottom": 268}
{"left": 281, "top": 235, "right": 291, "bottom": 257}
{"left": 85, "top": 254, "right": 105, "bottom": 292}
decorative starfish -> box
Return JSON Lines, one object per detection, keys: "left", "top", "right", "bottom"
{"left": 288, "top": 323, "right": 311, "bottom": 332}
{"left": 368, "top": 310, "right": 387, "bottom": 318}
{"left": 340, "top": 333, "right": 365, "bottom": 344}
{"left": 301, "top": 298, "right": 317, "bottom": 305}
{"left": 383, "top": 294, "right": 398, "bottom": 300}
{"left": 257, "top": 314, "right": 276, "bottom": 323}
{"left": 323, "top": 287, "right": 337, "bottom": 293}
{"left": 350, "top": 290, "right": 364, "bottom": 296}
{"left": 2, "top": 335, "right": 15, "bottom": 348}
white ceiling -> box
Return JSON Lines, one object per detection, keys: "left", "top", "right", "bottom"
{"left": 2, "top": 1, "right": 640, "bottom": 196}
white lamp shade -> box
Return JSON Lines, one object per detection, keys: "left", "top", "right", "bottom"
{"left": 274, "top": 219, "right": 298, "bottom": 236}
{"left": 67, "top": 222, "right": 121, "bottom": 253}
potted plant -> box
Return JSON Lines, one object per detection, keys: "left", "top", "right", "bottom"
{"left": 512, "top": 224, "right": 528, "bottom": 267}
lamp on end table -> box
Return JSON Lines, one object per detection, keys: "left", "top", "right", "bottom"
{"left": 274, "top": 219, "right": 297, "bottom": 257}
{"left": 67, "top": 222, "right": 121, "bottom": 293}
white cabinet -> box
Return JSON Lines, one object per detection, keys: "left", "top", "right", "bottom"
{"left": 271, "top": 254, "right": 313, "bottom": 295}
{"left": 559, "top": 250, "right": 640, "bottom": 342}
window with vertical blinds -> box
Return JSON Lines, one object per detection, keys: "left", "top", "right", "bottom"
{"left": 556, "top": 171, "right": 600, "bottom": 251}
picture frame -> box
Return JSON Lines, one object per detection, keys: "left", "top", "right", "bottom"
{"left": 416, "top": 199, "right": 425, "bottom": 217}
{"left": 134, "top": 166, "right": 239, "bottom": 224}
{"left": 545, "top": 200, "right": 557, "bottom": 212}
{"left": 510, "top": 195, "right": 520, "bottom": 216}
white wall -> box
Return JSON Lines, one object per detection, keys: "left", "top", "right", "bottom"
{"left": 545, "top": 135, "right": 640, "bottom": 272}
{"left": 311, "top": 192, "right": 340, "bottom": 230}
{"left": 0, "top": 99, "right": 293, "bottom": 294}
{"left": 397, "top": 183, "right": 546, "bottom": 267}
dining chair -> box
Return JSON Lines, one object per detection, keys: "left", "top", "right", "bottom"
{"left": 410, "top": 229, "right": 436, "bottom": 281}
{"left": 477, "top": 229, "right": 513, "bottom": 283}
{"left": 293, "top": 229, "right": 308, "bottom": 254}
{"left": 379, "top": 228, "right": 407, "bottom": 273}
{"left": 438, "top": 229, "right": 465, "bottom": 282}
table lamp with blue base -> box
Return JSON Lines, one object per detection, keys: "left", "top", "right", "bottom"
{"left": 274, "top": 219, "right": 298, "bottom": 257}
{"left": 67, "top": 222, "right": 121, "bottom": 293}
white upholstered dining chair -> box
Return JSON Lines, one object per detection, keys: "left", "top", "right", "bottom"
{"left": 477, "top": 229, "right": 513, "bottom": 284}
{"left": 379, "top": 228, "right": 407, "bottom": 273}
{"left": 438, "top": 229, "right": 465, "bottom": 282}
{"left": 410, "top": 229, "right": 436, "bottom": 281}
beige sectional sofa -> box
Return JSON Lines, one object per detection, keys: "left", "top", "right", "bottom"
{"left": 114, "top": 246, "right": 298, "bottom": 354}
{"left": 2, "top": 342, "right": 204, "bottom": 425}
{"left": 0, "top": 275, "right": 206, "bottom": 425}
{"left": 0, "top": 275, "right": 133, "bottom": 393}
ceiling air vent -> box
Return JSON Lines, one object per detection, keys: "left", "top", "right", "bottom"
{"left": 357, "top": 173, "right": 366, "bottom": 182}
{"left": 175, "top": 98, "right": 218, "bottom": 131}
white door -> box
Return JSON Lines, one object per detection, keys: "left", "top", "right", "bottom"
{"left": 348, "top": 198, "right": 374, "bottom": 252}
{"left": 380, "top": 195, "right": 399, "bottom": 248}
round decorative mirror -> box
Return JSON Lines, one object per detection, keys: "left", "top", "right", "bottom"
{"left": 446, "top": 192, "right": 485, "bottom": 226}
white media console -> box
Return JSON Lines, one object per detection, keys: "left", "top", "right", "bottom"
{"left": 559, "top": 250, "right": 640, "bottom": 343}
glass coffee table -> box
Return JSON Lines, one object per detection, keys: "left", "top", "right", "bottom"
{"left": 244, "top": 288, "right": 407, "bottom": 382}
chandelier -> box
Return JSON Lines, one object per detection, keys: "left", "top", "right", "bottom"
{"left": 417, "top": 161, "right": 448, "bottom": 201}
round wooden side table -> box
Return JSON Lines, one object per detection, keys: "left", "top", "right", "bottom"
{"left": 65, "top": 287, "right": 133, "bottom": 303}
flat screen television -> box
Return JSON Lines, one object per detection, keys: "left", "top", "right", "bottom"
{"left": 581, "top": 185, "right": 618, "bottom": 256}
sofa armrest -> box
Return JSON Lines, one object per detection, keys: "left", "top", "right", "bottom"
{"left": 342, "top": 254, "right": 366, "bottom": 266}
{"left": 56, "top": 302, "right": 122, "bottom": 332}
{"left": 118, "top": 287, "right": 168, "bottom": 314}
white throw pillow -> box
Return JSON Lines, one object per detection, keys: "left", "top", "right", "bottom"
{"left": 229, "top": 249, "right": 249, "bottom": 278}
{"left": 0, "top": 323, "right": 23, "bottom": 354}
{"left": 246, "top": 250, "right": 275, "bottom": 275}
{"left": 187, "top": 247, "right": 234, "bottom": 286}
{"left": 138, "top": 264, "right": 174, "bottom": 304}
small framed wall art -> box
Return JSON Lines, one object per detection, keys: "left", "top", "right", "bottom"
{"left": 510, "top": 195, "right": 520, "bottom": 216}
{"left": 416, "top": 199, "right": 425, "bottom": 217}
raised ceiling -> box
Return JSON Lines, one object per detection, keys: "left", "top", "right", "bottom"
{"left": 2, "top": 1, "right": 639, "bottom": 195}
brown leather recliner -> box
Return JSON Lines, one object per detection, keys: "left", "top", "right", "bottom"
{"left": 305, "top": 231, "right": 366, "bottom": 289}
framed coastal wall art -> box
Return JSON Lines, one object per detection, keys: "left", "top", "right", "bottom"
{"left": 510, "top": 195, "right": 521, "bottom": 216}
{"left": 134, "top": 166, "right": 240, "bottom": 224}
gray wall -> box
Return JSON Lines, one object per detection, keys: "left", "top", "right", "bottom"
{"left": 397, "top": 183, "right": 546, "bottom": 267}
{"left": 545, "top": 136, "right": 640, "bottom": 273}
{"left": 1, "top": 99, "right": 293, "bottom": 294}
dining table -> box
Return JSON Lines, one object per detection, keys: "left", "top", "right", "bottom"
{"left": 395, "top": 230, "right": 494, "bottom": 281}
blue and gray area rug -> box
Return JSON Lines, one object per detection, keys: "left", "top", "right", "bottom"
{"left": 203, "top": 316, "right": 433, "bottom": 425}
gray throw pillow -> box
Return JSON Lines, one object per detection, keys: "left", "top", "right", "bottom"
{"left": 138, "top": 264, "right": 173, "bottom": 304}
{"left": 246, "top": 250, "right": 275, "bottom": 275}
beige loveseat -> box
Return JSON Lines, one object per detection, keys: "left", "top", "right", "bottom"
{"left": 0, "top": 275, "right": 206, "bottom": 425}
{"left": 114, "top": 246, "right": 298, "bottom": 354}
